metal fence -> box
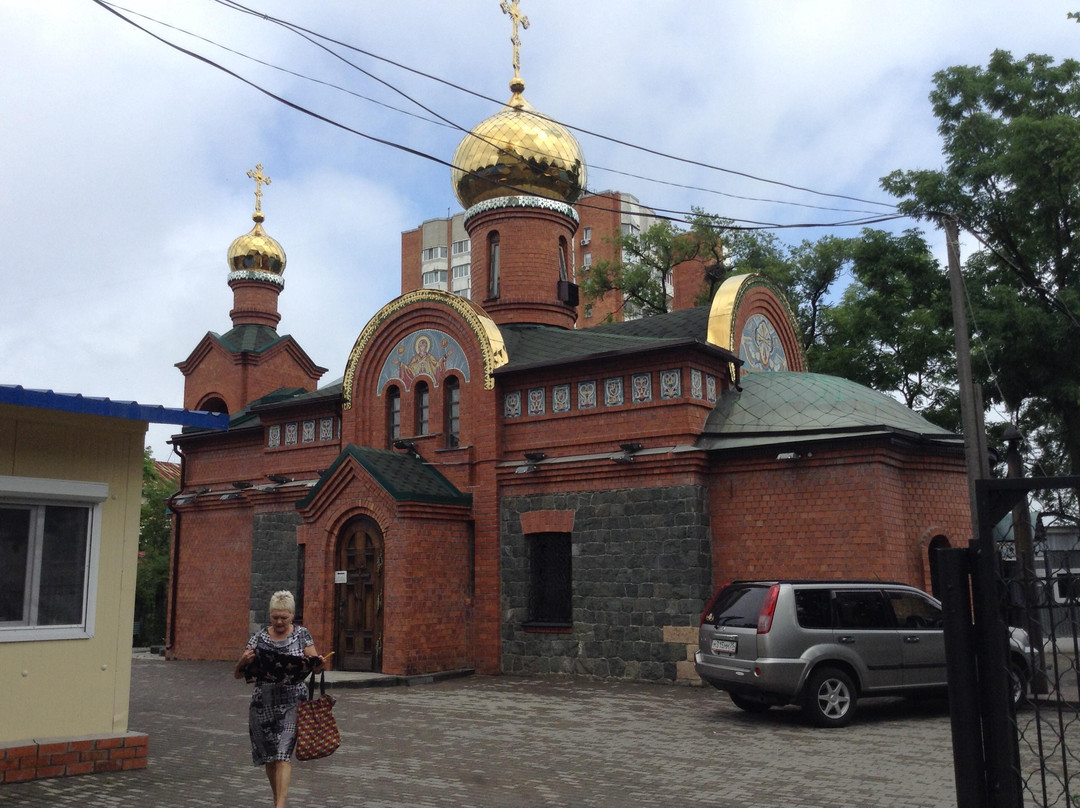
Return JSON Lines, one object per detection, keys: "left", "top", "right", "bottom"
{"left": 964, "top": 476, "right": 1080, "bottom": 807}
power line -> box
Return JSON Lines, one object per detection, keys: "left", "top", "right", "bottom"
{"left": 110, "top": 0, "right": 892, "bottom": 220}
{"left": 209, "top": 0, "right": 899, "bottom": 212}
{"left": 94, "top": 0, "right": 905, "bottom": 232}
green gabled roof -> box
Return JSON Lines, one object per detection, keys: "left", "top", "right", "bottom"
{"left": 251, "top": 380, "right": 344, "bottom": 413}
{"left": 296, "top": 444, "right": 472, "bottom": 508}
{"left": 499, "top": 307, "right": 728, "bottom": 370}
{"left": 699, "top": 371, "right": 959, "bottom": 448}
{"left": 213, "top": 324, "right": 286, "bottom": 353}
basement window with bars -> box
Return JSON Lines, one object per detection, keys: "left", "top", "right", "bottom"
{"left": 525, "top": 532, "right": 572, "bottom": 628}
{"left": 0, "top": 476, "right": 107, "bottom": 642}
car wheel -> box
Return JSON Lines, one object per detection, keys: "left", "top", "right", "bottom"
{"left": 1009, "top": 660, "right": 1029, "bottom": 707}
{"left": 730, "top": 693, "right": 771, "bottom": 713}
{"left": 803, "top": 666, "right": 857, "bottom": 728}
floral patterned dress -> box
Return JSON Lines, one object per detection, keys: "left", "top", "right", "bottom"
{"left": 245, "top": 626, "right": 313, "bottom": 765}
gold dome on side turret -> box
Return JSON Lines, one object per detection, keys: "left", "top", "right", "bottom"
{"left": 451, "top": 77, "right": 587, "bottom": 210}
{"left": 227, "top": 164, "right": 286, "bottom": 280}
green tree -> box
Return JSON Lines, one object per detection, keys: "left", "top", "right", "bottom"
{"left": 809, "top": 229, "right": 958, "bottom": 429}
{"left": 135, "top": 448, "right": 177, "bottom": 646}
{"left": 882, "top": 50, "right": 1080, "bottom": 473}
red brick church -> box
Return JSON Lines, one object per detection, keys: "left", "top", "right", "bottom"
{"left": 165, "top": 21, "right": 970, "bottom": 682}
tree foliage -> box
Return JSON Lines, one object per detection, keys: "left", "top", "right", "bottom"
{"left": 882, "top": 50, "right": 1080, "bottom": 473}
{"left": 809, "top": 229, "right": 958, "bottom": 430}
{"left": 135, "top": 448, "right": 177, "bottom": 646}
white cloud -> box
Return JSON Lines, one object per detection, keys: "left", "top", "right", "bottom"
{"left": 2, "top": 0, "right": 1077, "bottom": 458}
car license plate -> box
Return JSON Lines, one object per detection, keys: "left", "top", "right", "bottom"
{"left": 711, "top": 638, "right": 737, "bottom": 655}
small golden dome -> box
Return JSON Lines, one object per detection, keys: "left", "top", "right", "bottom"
{"left": 451, "top": 78, "right": 587, "bottom": 210}
{"left": 227, "top": 212, "right": 286, "bottom": 276}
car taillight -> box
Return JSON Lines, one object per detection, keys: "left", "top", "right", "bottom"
{"left": 757, "top": 584, "right": 780, "bottom": 634}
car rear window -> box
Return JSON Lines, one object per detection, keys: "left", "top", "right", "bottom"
{"left": 704, "top": 584, "right": 770, "bottom": 628}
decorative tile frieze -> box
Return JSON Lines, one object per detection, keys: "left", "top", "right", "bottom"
{"left": 660, "top": 369, "right": 681, "bottom": 399}
{"left": 319, "top": 417, "right": 334, "bottom": 441}
{"left": 302, "top": 420, "right": 316, "bottom": 443}
{"left": 284, "top": 423, "right": 298, "bottom": 446}
{"left": 552, "top": 384, "right": 571, "bottom": 413}
{"left": 268, "top": 425, "right": 281, "bottom": 448}
{"left": 705, "top": 375, "right": 717, "bottom": 403}
{"left": 504, "top": 391, "right": 522, "bottom": 419}
{"left": 631, "top": 373, "right": 652, "bottom": 403}
{"left": 528, "top": 388, "right": 546, "bottom": 416}
{"left": 604, "top": 377, "right": 624, "bottom": 407}
{"left": 690, "top": 369, "right": 703, "bottom": 399}
{"left": 578, "top": 381, "right": 597, "bottom": 410}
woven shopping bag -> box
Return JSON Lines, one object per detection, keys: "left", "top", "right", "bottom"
{"left": 295, "top": 669, "right": 341, "bottom": 761}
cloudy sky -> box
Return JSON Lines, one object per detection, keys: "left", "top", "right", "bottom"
{"left": 2, "top": 1, "right": 1077, "bottom": 460}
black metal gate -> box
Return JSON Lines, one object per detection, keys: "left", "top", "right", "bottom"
{"left": 945, "top": 475, "right": 1080, "bottom": 807}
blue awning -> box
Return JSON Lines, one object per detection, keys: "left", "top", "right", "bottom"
{"left": 0, "top": 385, "right": 229, "bottom": 430}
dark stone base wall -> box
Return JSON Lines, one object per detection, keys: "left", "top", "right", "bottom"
{"left": 249, "top": 511, "right": 303, "bottom": 636}
{"left": 501, "top": 485, "right": 712, "bottom": 683}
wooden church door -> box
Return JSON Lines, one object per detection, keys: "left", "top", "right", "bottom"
{"left": 334, "top": 518, "right": 384, "bottom": 672}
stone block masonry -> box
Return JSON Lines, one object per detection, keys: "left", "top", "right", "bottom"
{"left": 501, "top": 484, "right": 712, "bottom": 683}
{"left": 249, "top": 510, "right": 303, "bottom": 635}
{"left": 0, "top": 733, "right": 148, "bottom": 783}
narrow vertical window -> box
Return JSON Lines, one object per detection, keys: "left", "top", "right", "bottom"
{"left": 445, "top": 375, "right": 460, "bottom": 448}
{"left": 488, "top": 232, "right": 500, "bottom": 299}
{"left": 527, "top": 532, "right": 572, "bottom": 626}
{"left": 416, "top": 381, "right": 430, "bottom": 436}
{"left": 558, "top": 236, "right": 568, "bottom": 281}
{"left": 386, "top": 385, "right": 401, "bottom": 447}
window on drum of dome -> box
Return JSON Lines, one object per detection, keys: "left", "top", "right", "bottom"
{"left": 386, "top": 385, "right": 401, "bottom": 447}
{"left": 488, "top": 232, "right": 500, "bottom": 299}
{"left": 445, "top": 376, "right": 460, "bottom": 448}
{"left": 526, "top": 532, "right": 572, "bottom": 627}
{"left": 416, "top": 381, "right": 430, "bottom": 436}
{"left": 558, "top": 237, "right": 569, "bottom": 281}
{"left": 0, "top": 477, "right": 107, "bottom": 642}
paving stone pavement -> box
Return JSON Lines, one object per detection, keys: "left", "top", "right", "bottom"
{"left": 4, "top": 655, "right": 974, "bottom": 808}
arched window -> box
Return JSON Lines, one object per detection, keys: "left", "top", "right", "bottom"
{"left": 199, "top": 396, "right": 228, "bottom": 415}
{"left": 415, "top": 381, "right": 430, "bottom": 436}
{"left": 558, "top": 236, "right": 569, "bottom": 281}
{"left": 488, "top": 231, "right": 500, "bottom": 299}
{"left": 445, "top": 375, "right": 460, "bottom": 448}
{"left": 386, "top": 385, "right": 401, "bottom": 447}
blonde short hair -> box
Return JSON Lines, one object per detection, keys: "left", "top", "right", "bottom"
{"left": 269, "top": 590, "right": 295, "bottom": 615}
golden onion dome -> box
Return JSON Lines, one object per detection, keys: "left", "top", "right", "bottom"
{"left": 451, "top": 77, "right": 587, "bottom": 210}
{"left": 227, "top": 211, "right": 286, "bottom": 277}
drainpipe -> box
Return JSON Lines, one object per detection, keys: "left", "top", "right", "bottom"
{"left": 165, "top": 442, "right": 186, "bottom": 655}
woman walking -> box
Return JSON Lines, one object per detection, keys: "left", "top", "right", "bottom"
{"left": 234, "top": 590, "right": 325, "bottom": 808}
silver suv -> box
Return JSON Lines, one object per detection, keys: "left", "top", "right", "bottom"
{"left": 693, "top": 580, "right": 1032, "bottom": 727}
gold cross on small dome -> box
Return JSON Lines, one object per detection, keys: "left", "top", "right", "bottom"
{"left": 246, "top": 163, "right": 272, "bottom": 217}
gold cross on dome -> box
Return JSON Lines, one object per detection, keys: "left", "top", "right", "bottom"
{"left": 246, "top": 163, "right": 272, "bottom": 215}
{"left": 500, "top": 0, "right": 529, "bottom": 79}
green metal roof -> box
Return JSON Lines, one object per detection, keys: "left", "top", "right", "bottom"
{"left": 212, "top": 324, "right": 286, "bottom": 354}
{"left": 699, "top": 371, "right": 960, "bottom": 449}
{"left": 296, "top": 444, "right": 472, "bottom": 508}
{"left": 499, "top": 307, "right": 731, "bottom": 370}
